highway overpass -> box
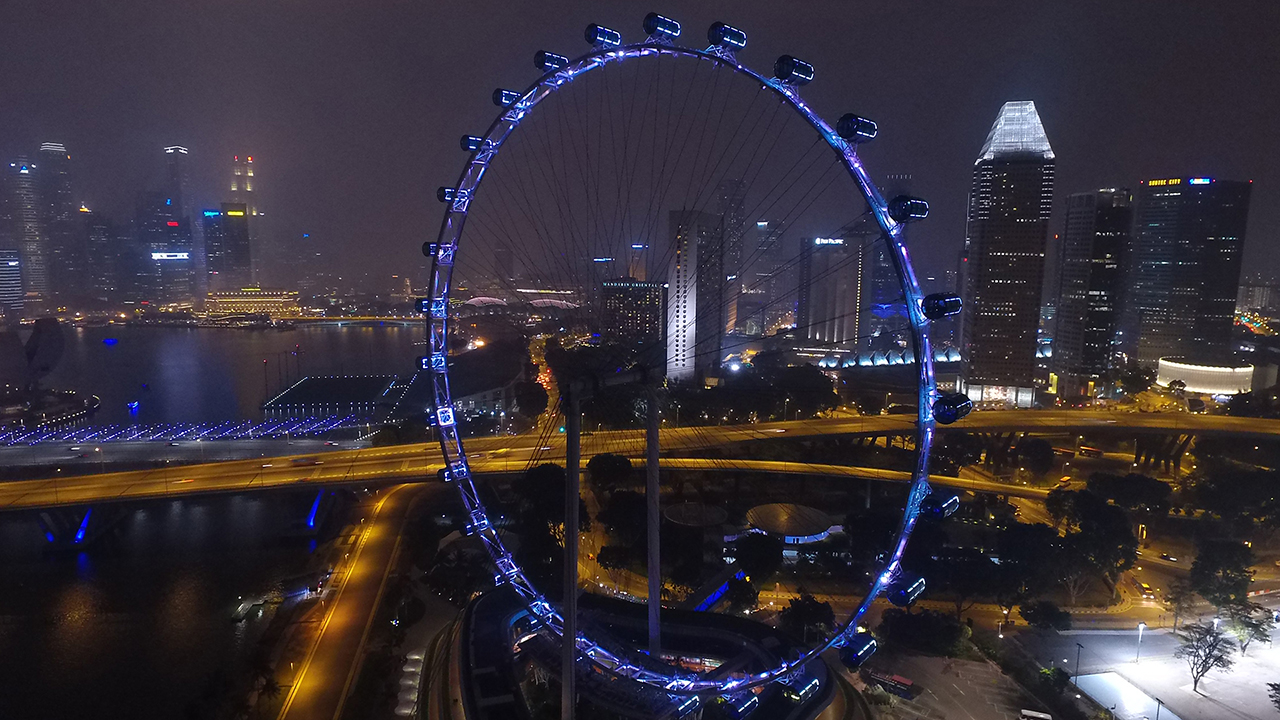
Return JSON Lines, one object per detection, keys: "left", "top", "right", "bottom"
{"left": 1, "top": 409, "right": 1270, "bottom": 511}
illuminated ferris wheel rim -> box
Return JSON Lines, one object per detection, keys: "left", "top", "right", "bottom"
{"left": 425, "top": 16, "right": 942, "bottom": 699}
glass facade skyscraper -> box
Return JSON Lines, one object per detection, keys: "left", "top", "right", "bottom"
{"left": 1122, "top": 178, "right": 1251, "bottom": 366}
{"left": 960, "top": 101, "right": 1055, "bottom": 407}
{"left": 1052, "top": 189, "right": 1131, "bottom": 395}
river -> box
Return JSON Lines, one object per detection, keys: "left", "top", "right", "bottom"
{"left": 45, "top": 323, "right": 425, "bottom": 424}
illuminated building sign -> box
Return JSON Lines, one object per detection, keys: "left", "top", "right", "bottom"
{"left": 1189, "top": 178, "right": 1213, "bottom": 185}
{"left": 813, "top": 237, "right": 844, "bottom": 245}
{"left": 592, "top": 257, "right": 614, "bottom": 263}
{"left": 151, "top": 252, "right": 190, "bottom": 260}
{"left": 166, "top": 221, "right": 180, "bottom": 227}
{"left": 203, "top": 210, "right": 221, "bottom": 217}
{"left": 1147, "top": 178, "right": 1182, "bottom": 187}
{"left": 225, "top": 210, "right": 245, "bottom": 216}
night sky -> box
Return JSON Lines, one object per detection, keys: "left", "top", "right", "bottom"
{"left": 3, "top": 0, "right": 1277, "bottom": 286}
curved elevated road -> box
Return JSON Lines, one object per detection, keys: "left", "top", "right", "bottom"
{"left": 2, "top": 410, "right": 1270, "bottom": 511}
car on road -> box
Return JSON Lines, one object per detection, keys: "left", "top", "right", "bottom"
{"left": 1160, "top": 553, "right": 1178, "bottom": 562}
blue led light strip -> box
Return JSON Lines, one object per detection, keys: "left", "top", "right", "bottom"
{"left": 425, "top": 35, "right": 937, "bottom": 696}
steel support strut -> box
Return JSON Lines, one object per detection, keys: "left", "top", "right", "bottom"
{"left": 646, "top": 383, "right": 662, "bottom": 654}
{"left": 562, "top": 389, "right": 581, "bottom": 720}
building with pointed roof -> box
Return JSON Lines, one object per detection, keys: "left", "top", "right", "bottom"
{"left": 959, "top": 101, "right": 1056, "bottom": 407}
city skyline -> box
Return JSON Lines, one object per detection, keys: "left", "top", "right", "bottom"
{"left": 2, "top": 1, "right": 1276, "bottom": 286}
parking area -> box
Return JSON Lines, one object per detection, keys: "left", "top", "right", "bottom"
{"left": 868, "top": 652, "right": 1043, "bottom": 720}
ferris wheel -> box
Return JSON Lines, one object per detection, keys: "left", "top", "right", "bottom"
{"left": 422, "top": 11, "right": 971, "bottom": 707}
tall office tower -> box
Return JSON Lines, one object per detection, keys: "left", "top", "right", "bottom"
{"left": 85, "top": 212, "right": 119, "bottom": 302}
{"left": 203, "top": 203, "right": 253, "bottom": 291}
{"left": 164, "top": 146, "right": 192, "bottom": 217}
{"left": 494, "top": 244, "right": 516, "bottom": 286}
{"left": 626, "top": 243, "right": 648, "bottom": 282}
{"left": 666, "top": 210, "right": 721, "bottom": 381}
{"left": 0, "top": 250, "right": 22, "bottom": 320}
{"left": 1, "top": 157, "right": 48, "bottom": 313}
{"left": 1052, "top": 189, "right": 1131, "bottom": 396}
{"left": 745, "top": 219, "right": 791, "bottom": 334}
{"left": 715, "top": 179, "right": 747, "bottom": 332}
{"left": 36, "top": 143, "right": 86, "bottom": 302}
{"left": 959, "top": 101, "right": 1055, "bottom": 408}
{"left": 136, "top": 192, "right": 195, "bottom": 303}
{"left": 229, "top": 155, "right": 264, "bottom": 281}
{"left": 797, "top": 235, "right": 864, "bottom": 345}
{"left": 602, "top": 278, "right": 665, "bottom": 346}
{"left": 1122, "top": 177, "right": 1251, "bottom": 366}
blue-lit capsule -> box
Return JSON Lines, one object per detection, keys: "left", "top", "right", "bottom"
{"left": 535, "top": 50, "right": 569, "bottom": 72}
{"left": 932, "top": 392, "right": 973, "bottom": 425}
{"left": 922, "top": 493, "right": 961, "bottom": 520}
{"left": 421, "top": 241, "right": 437, "bottom": 258}
{"left": 437, "top": 187, "right": 456, "bottom": 203}
{"left": 839, "top": 633, "right": 877, "bottom": 669}
{"left": 707, "top": 22, "right": 747, "bottom": 49}
{"left": 889, "top": 575, "right": 926, "bottom": 607}
{"left": 836, "top": 113, "right": 878, "bottom": 143}
{"left": 461, "top": 135, "right": 485, "bottom": 152}
{"left": 643, "top": 12, "right": 681, "bottom": 38}
{"left": 923, "top": 292, "right": 962, "bottom": 320}
{"left": 585, "top": 24, "right": 622, "bottom": 47}
{"left": 492, "top": 88, "right": 522, "bottom": 107}
{"left": 888, "top": 195, "right": 929, "bottom": 223}
{"left": 774, "top": 55, "right": 815, "bottom": 85}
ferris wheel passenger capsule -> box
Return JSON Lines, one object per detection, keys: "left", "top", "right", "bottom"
{"left": 585, "top": 24, "right": 622, "bottom": 48}
{"left": 535, "top": 50, "right": 569, "bottom": 73}
{"left": 888, "top": 195, "right": 929, "bottom": 223}
{"left": 888, "top": 574, "right": 926, "bottom": 607}
{"left": 921, "top": 492, "right": 961, "bottom": 520}
{"left": 436, "top": 187, "right": 456, "bottom": 203}
{"left": 460, "top": 135, "right": 485, "bottom": 152}
{"left": 492, "top": 88, "right": 522, "bottom": 107}
{"left": 643, "top": 13, "right": 681, "bottom": 38}
{"left": 774, "top": 55, "right": 815, "bottom": 85}
{"left": 836, "top": 114, "right": 878, "bottom": 143}
{"left": 707, "top": 22, "right": 747, "bottom": 49}
{"left": 923, "top": 293, "right": 962, "bottom": 320}
{"left": 932, "top": 392, "right": 973, "bottom": 425}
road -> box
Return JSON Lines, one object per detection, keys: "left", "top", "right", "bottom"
{"left": 6, "top": 408, "right": 1260, "bottom": 511}
{"left": 276, "top": 483, "right": 423, "bottom": 720}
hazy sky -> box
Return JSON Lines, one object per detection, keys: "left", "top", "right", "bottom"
{"left": 3, "top": 0, "right": 1277, "bottom": 286}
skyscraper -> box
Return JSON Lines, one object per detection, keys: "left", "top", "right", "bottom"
{"left": 960, "top": 101, "right": 1056, "bottom": 408}
{"left": 715, "top": 179, "right": 746, "bottom": 333}
{"left": 203, "top": 203, "right": 253, "bottom": 291}
{"left": 602, "top": 278, "right": 665, "bottom": 347}
{"left": 797, "top": 235, "right": 864, "bottom": 346}
{"left": 1052, "top": 189, "right": 1131, "bottom": 395}
{"left": 36, "top": 142, "right": 86, "bottom": 302}
{"left": 666, "top": 210, "right": 721, "bottom": 381}
{"left": 1, "top": 157, "right": 48, "bottom": 313}
{"left": 136, "top": 191, "right": 195, "bottom": 303}
{"left": 164, "top": 146, "right": 192, "bottom": 218}
{"left": 230, "top": 155, "right": 263, "bottom": 282}
{"left": 1122, "top": 178, "right": 1251, "bottom": 366}
{"left": 0, "top": 250, "right": 23, "bottom": 320}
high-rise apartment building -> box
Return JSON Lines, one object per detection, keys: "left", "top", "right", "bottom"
{"left": 602, "top": 278, "right": 664, "bottom": 347}
{"left": 797, "top": 235, "right": 864, "bottom": 346}
{"left": 1052, "top": 189, "right": 1131, "bottom": 396}
{"left": 666, "top": 210, "right": 722, "bottom": 381}
{"left": 960, "top": 101, "right": 1055, "bottom": 408}
{"left": 1, "top": 157, "right": 49, "bottom": 313}
{"left": 1122, "top": 178, "right": 1251, "bottom": 366}
{"left": 203, "top": 203, "right": 253, "bottom": 291}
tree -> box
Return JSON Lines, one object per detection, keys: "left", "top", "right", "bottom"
{"left": 1167, "top": 379, "right": 1187, "bottom": 396}
{"left": 596, "top": 544, "right": 630, "bottom": 587}
{"left": 878, "top": 609, "right": 970, "bottom": 656}
{"left": 1061, "top": 491, "right": 1138, "bottom": 581}
{"left": 1174, "top": 621, "right": 1236, "bottom": 693}
{"left": 1045, "top": 488, "right": 1073, "bottom": 531}
{"left": 1019, "top": 600, "right": 1073, "bottom": 631}
{"left": 779, "top": 593, "right": 836, "bottom": 643}
{"left": 723, "top": 577, "right": 759, "bottom": 614}
{"left": 935, "top": 557, "right": 997, "bottom": 620}
{"left": 1222, "top": 601, "right": 1274, "bottom": 655}
{"left": 733, "top": 533, "right": 784, "bottom": 584}
{"left": 1189, "top": 538, "right": 1256, "bottom": 608}
{"left": 1056, "top": 536, "right": 1096, "bottom": 607}
{"left": 1086, "top": 473, "right": 1172, "bottom": 516}
{"left": 586, "top": 454, "right": 632, "bottom": 495}
{"left": 1118, "top": 360, "right": 1157, "bottom": 395}
{"left": 513, "top": 379, "right": 549, "bottom": 420}
{"left": 1016, "top": 437, "right": 1056, "bottom": 477}
{"left": 598, "top": 490, "right": 647, "bottom": 548}
{"left": 1269, "top": 682, "right": 1280, "bottom": 712}
{"left": 1163, "top": 579, "right": 1196, "bottom": 631}
{"left": 1038, "top": 667, "right": 1071, "bottom": 696}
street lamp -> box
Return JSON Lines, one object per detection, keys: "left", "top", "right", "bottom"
{"left": 1155, "top": 697, "right": 1164, "bottom": 720}
{"left": 1074, "top": 642, "right": 1083, "bottom": 685}
{"left": 1136, "top": 622, "right": 1147, "bottom": 663}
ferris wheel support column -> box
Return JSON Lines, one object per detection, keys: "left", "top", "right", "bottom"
{"left": 645, "top": 383, "right": 662, "bottom": 654}
{"left": 562, "top": 389, "right": 581, "bottom": 720}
